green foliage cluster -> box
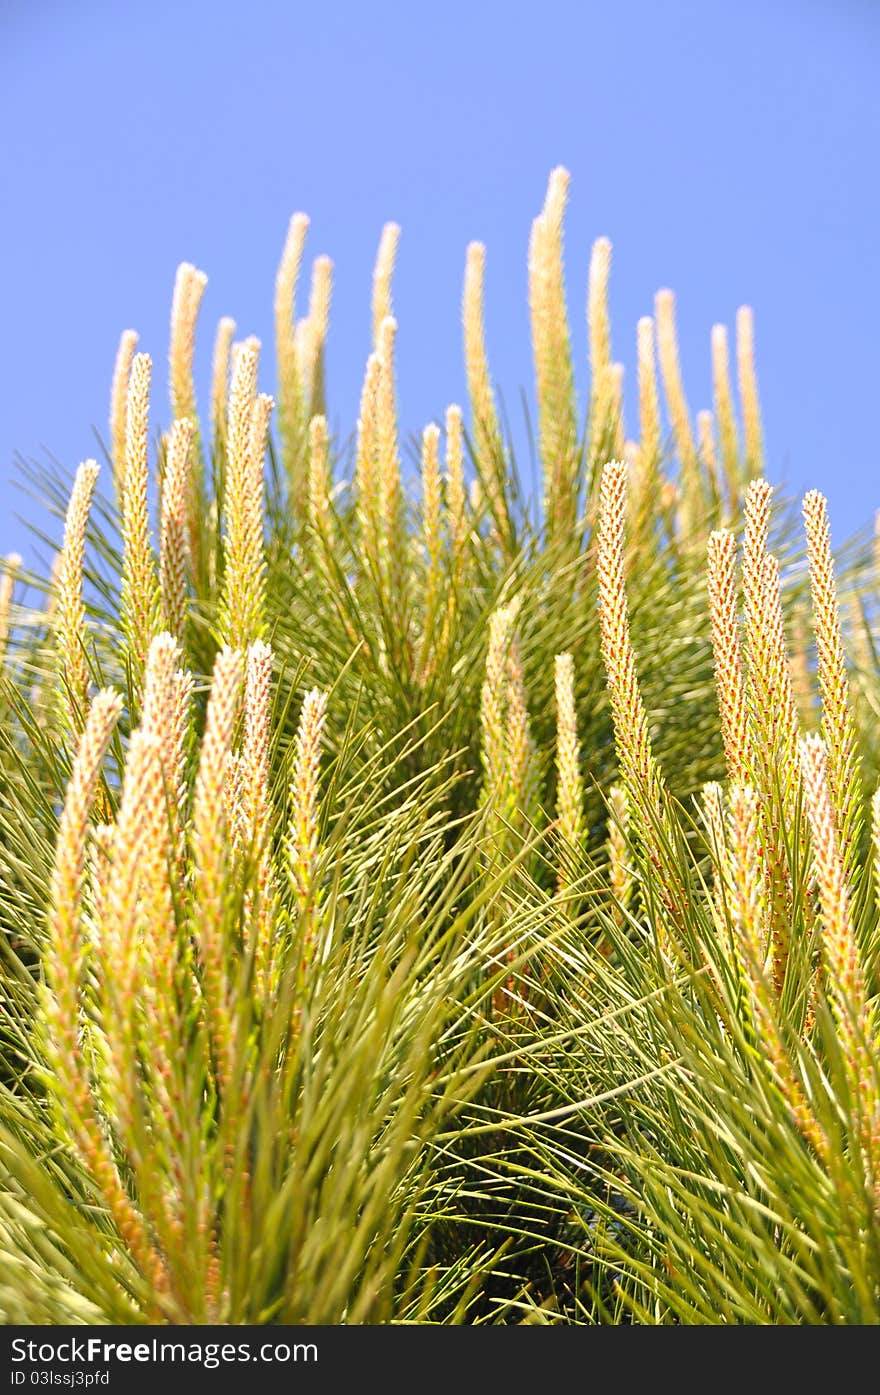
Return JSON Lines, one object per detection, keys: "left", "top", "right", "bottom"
{"left": 1, "top": 172, "right": 879, "bottom": 1323}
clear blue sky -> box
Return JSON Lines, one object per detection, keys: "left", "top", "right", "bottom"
{"left": 1, "top": 0, "right": 877, "bottom": 562}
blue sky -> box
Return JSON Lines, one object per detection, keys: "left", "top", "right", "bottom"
{"left": 1, "top": 0, "right": 877, "bottom": 563}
